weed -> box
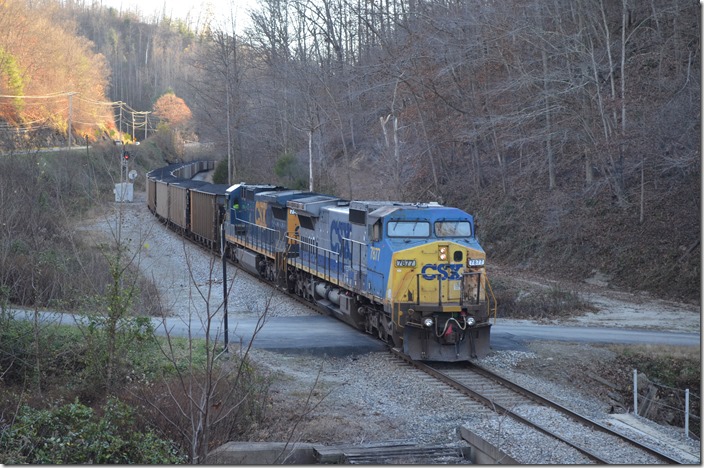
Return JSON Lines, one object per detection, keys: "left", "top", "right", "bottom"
{"left": 492, "top": 279, "right": 594, "bottom": 320}
{"left": 607, "top": 344, "right": 701, "bottom": 437}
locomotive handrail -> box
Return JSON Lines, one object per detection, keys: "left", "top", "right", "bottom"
{"left": 341, "top": 237, "right": 365, "bottom": 289}
{"left": 285, "top": 234, "right": 339, "bottom": 256}
{"left": 232, "top": 215, "right": 280, "bottom": 257}
{"left": 285, "top": 234, "right": 341, "bottom": 285}
{"left": 411, "top": 271, "right": 485, "bottom": 309}
{"left": 484, "top": 276, "right": 498, "bottom": 324}
{"left": 341, "top": 236, "right": 365, "bottom": 246}
{"left": 232, "top": 216, "right": 279, "bottom": 233}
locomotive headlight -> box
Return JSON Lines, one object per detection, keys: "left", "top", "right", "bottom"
{"left": 466, "top": 317, "right": 476, "bottom": 327}
{"left": 439, "top": 246, "right": 448, "bottom": 261}
{"left": 423, "top": 318, "right": 434, "bottom": 328}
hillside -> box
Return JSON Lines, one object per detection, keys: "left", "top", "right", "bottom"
{"left": 0, "top": 1, "right": 115, "bottom": 145}
{"left": 0, "top": 0, "right": 699, "bottom": 303}
{"left": 474, "top": 164, "right": 700, "bottom": 302}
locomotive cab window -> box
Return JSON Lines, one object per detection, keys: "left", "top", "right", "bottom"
{"left": 435, "top": 221, "right": 472, "bottom": 238}
{"left": 387, "top": 220, "right": 430, "bottom": 238}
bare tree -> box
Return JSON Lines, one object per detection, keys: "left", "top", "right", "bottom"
{"left": 135, "top": 241, "right": 271, "bottom": 463}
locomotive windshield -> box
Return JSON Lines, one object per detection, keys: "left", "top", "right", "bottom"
{"left": 387, "top": 220, "right": 430, "bottom": 238}
{"left": 435, "top": 221, "right": 472, "bottom": 238}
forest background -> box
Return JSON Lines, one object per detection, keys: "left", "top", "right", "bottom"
{"left": 0, "top": 0, "right": 700, "bottom": 301}
{"left": 0, "top": 0, "right": 699, "bottom": 462}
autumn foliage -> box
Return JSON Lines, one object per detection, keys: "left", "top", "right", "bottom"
{"left": 0, "top": 0, "right": 113, "bottom": 138}
{"left": 152, "top": 92, "right": 192, "bottom": 130}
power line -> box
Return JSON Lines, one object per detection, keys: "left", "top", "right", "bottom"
{"left": 0, "top": 92, "right": 70, "bottom": 99}
{"left": 0, "top": 92, "right": 153, "bottom": 143}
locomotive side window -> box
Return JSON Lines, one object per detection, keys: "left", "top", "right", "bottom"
{"left": 299, "top": 215, "right": 315, "bottom": 230}
{"left": 349, "top": 208, "right": 366, "bottom": 225}
{"left": 435, "top": 221, "right": 472, "bottom": 238}
{"left": 272, "top": 206, "right": 286, "bottom": 220}
{"left": 387, "top": 220, "right": 430, "bottom": 238}
{"left": 371, "top": 220, "right": 382, "bottom": 242}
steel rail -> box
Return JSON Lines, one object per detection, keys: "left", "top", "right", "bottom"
{"left": 465, "top": 361, "right": 681, "bottom": 464}
{"left": 389, "top": 349, "right": 610, "bottom": 463}
{"left": 152, "top": 192, "right": 683, "bottom": 464}
{"left": 390, "top": 348, "right": 681, "bottom": 464}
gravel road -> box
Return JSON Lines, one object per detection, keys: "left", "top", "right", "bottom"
{"left": 85, "top": 192, "right": 701, "bottom": 464}
{"left": 85, "top": 193, "right": 315, "bottom": 321}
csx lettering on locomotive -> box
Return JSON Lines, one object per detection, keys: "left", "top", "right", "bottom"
{"left": 421, "top": 263, "right": 463, "bottom": 280}
{"left": 330, "top": 219, "right": 352, "bottom": 260}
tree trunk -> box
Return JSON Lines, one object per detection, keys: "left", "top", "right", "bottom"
{"left": 542, "top": 48, "right": 555, "bottom": 190}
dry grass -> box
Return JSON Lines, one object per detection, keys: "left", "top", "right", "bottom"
{"left": 490, "top": 277, "right": 595, "bottom": 320}
{"left": 607, "top": 343, "right": 701, "bottom": 361}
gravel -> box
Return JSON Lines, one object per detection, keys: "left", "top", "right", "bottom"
{"left": 249, "top": 349, "right": 700, "bottom": 464}
{"left": 85, "top": 193, "right": 701, "bottom": 464}
{"left": 87, "top": 194, "right": 315, "bottom": 320}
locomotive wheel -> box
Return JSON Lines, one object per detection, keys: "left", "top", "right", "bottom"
{"left": 266, "top": 262, "right": 277, "bottom": 282}
{"left": 363, "top": 308, "right": 374, "bottom": 334}
{"left": 377, "top": 315, "right": 394, "bottom": 343}
{"left": 303, "top": 276, "right": 314, "bottom": 302}
{"left": 286, "top": 268, "right": 296, "bottom": 293}
{"left": 391, "top": 328, "right": 403, "bottom": 349}
{"left": 294, "top": 274, "right": 305, "bottom": 298}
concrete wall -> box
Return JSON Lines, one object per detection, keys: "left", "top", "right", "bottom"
{"left": 206, "top": 442, "right": 317, "bottom": 464}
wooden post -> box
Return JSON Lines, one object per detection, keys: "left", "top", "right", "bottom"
{"left": 633, "top": 369, "right": 638, "bottom": 416}
{"left": 685, "top": 389, "right": 690, "bottom": 438}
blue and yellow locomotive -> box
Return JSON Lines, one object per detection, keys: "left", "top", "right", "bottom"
{"left": 223, "top": 183, "right": 494, "bottom": 361}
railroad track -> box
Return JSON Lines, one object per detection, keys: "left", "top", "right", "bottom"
{"left": 390, "top": 348, "right": 682, "bottom": 464}
{"left": 159, "top": 211, "right": 688, "bottom": 464}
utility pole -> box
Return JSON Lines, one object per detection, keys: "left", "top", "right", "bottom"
{"left": 308, "top": 129, "right": 313, "bottom": 191}
{"left": 221, "top": 219, "right": 229, "bottom": 351}
{"left": 226, "top": 87, "right": 232, "bottom": 186}
{"left": 122, "top": 149, "right": 130, "bottom": 182}
{"left": 118, "top": 102, "right": 123, "bottom": 140}
{"left": 132, "top": 111, "right": 151, "bottom": 140}
{"left": 67, "top": 92, "right": 77, "bottom": 149}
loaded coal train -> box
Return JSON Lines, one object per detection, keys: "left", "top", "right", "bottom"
{"left": 147, "top": 161, "right": 495, "bottom": 361}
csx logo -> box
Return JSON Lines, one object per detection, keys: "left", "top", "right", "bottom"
{"left": 422, "top": 263, "right": 462, "bottom": 281}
